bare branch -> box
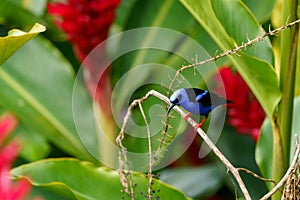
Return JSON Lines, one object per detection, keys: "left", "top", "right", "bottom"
{"left": 238, "top": 167, "right": 276, "bottom": 185}
{"left": 138, "top": 102, "right": 153, "bottom": 200}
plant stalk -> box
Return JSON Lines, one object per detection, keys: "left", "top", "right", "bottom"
{"left": 272, "top": 0, "right": 299, "bottom": 199}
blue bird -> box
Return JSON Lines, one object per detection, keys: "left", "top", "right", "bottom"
{"left": 167, "top": 88, "right": 232, "bottom": 129}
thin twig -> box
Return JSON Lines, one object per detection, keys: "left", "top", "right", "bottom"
{"left": 167, "top": 19, "right": 300, "bottom": 94}
{"left": 138, "top": 102, "right": 153, "bottom": 200}
{"left": 116, "top": 99, "right": 143, "bottom": 199}
{"left": 238, "top": 167, "right": 276, "bottom": 186}
{"left": 260, "top": 135, "right": 300, "bottom": 200}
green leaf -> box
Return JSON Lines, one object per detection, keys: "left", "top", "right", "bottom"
{"left": 11, "top": 158, "right": 191, "bottom": 200}
{"left": 16, "top": 125, "right": 51, "bottom": 161}
{"left": 256, "top": 96, "right": 300, "bottom": 189}
{"left": 0, "top": 0, "right": 65, "bottom": 41}
{"left": 255, "top": 119, "right": 273, "bottom": 189}
{"left": 159, "top": 164, "right": 225, "bottom": 198}
{"left": 180, "top": 0, "right": 282, "bottom": 118}
{"left": 0, "top": 36, "right": 97, "bottom": 162}
{"left": 29, "top": 187, "right": 68, "bottom": 200}
{"left": 243, "top": 0, "right": 277, "bottom": 23}
{"left": 211, "top": 0, "right": 274, "bottom": 64}
{"left": 0, "top": 23, "right": 45, "bottom": 65}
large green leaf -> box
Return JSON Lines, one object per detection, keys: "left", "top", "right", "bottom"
{"left": 256, "top": 96, "right": 300, "bottom": 189}
{"left": 11, "top": 158, "right": 191, "bottom": 200}
{"left": 243, "top": 0, "right": 277, "bottom": 23}
{"left": 16, "top": 125, "right": 51, "bottom": 161}
{"left": 0, "top": 36, "right": 97, "bottom": 162}
{"left": 0, "top": 23, "right": 45, "bottom": 65}
{"left": 180, "top": 0, "right": 282, "bottom": 118}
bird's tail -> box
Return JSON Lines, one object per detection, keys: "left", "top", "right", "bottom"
{"left": 226, "top": 99, "right": 234, "bottom": 104}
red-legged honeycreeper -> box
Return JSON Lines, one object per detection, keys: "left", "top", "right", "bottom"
{"left": 167, "top": 88, "right": 232, "bottom": 129}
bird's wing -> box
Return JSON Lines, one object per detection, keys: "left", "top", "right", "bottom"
{"left": 194, "top": 88, "right": 227, "bottom": 107}
{"left": 195, "top": 89, "right": 212, "bottom": 106}
{"left": 185, "top": 88, "right": 206, "bottom": 103}
{"left": 185, "top": 88, "right": 228, "bottom": 107}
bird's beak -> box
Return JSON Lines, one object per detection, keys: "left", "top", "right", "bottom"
{"left": 167, "top": 104, "right": 176, "bottom": 115}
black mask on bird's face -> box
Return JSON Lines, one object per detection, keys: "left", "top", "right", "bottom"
{"left": 167, "top": 94, "right": 182, "bottom": 115}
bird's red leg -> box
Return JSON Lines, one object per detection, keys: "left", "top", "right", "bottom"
{"left": 184, "top": 112, "right": 191, "bottom": 121}
{"left": 194, "top": 117, "right": 207, "bottom": 130}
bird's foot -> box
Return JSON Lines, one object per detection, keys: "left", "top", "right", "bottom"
{"left": 194, "top": 123, "right": 203, "bottom": 130}
{"left": 194, "top": 117, "right": 207, "bottom": 130}
{"left": 184, "top": 112, "right": 191, "bottom": 121}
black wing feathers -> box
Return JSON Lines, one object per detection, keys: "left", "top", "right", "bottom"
{"left": 185, "top": 88, "right": 229, "bottom": 107}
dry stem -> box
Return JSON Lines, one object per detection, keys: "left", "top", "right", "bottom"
{"left": 138, "top": 102, "right": 153, "bottom": 199}
{"left": 167, "top": 19, "right": 300, "bottom": 95}
{"left": 238, "top": 167, "right": 276, "bottom": 186}
{"left": 260, "top": 135, "right": 300, "bottom": 200}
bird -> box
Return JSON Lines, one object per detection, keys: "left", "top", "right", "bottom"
{"left": 167, "top": 88, "right": 232, "bottom": 129}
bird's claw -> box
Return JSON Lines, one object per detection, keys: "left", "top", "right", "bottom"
{"left": 184, "top": 112, "right": 191, "bottom": 121}
{"left": 194, "top": 123, "right": 203, "bottom": 130}
{"left": 194, "top": 117, "right": 207, "bottom": 131}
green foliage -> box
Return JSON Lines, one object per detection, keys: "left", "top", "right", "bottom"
{"left": 256, "top": 96, "right": 300, "bottom": 189}
{"left": 17, "top": 125, "right": 51, "bottom": 161}
{"left": 11, "top": 158, "right": 191, "bottom": 200}
{"left": 243, "top": 0, "right": 276, "bottom": 23}
{"left": 0, "top": 36, "right": 97, "bottom": 162}
{"left": 0, "top": 23, "right": 45, "bottom": 65}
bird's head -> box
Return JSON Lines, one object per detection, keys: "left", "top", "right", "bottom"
{"left": 167, "top": 89, "right": 185, "bottom": 114}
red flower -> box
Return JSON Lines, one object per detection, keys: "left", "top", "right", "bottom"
{"left": 47, "top": 0, "right": 120, "bottom": 61}
{"left": 47, "top": 0, "right": 120, "bottom": 116}
{"left": 0, "top": 113, "right": 32, "bottom": 200}
{"left": 215, "top": 67, "right": 266, "bottom": 141}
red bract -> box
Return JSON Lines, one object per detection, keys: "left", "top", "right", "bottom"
{"left": 0, "top": 113, "right": 32, "bottom": 200}
{"left": 47, "top": 0, "right": 120, "bottom": 60}
{"left": 47, "top": 0, "right": 120, "bottom": 116}
{"left": 215, "top": 67, "right": 266, "bottom": 141}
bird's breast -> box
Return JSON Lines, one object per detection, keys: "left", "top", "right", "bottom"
{"left": 181, "top": 102, "right": 201, "bottom": 114}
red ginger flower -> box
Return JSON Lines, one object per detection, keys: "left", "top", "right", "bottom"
{"left": 47, "top": 0, "right": 120, "bottom": 61}
{"left": 215, "top": 67, "right": 265, "bottom": 141}
{"left": 0, "top": 113, "right": 32, "bottom": 200}
{"left": 48, "top": 0, "right": 120, "bottom": 116}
